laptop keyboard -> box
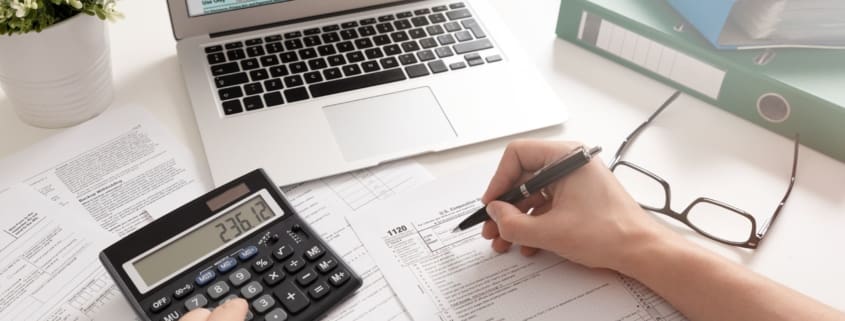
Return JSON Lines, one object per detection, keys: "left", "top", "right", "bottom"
{"left": 204, "top": 2, "right": 501, "bottom": 116}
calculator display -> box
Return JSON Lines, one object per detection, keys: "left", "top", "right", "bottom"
{"left": 133, "top": 195, "right": 276, "bottom": 286}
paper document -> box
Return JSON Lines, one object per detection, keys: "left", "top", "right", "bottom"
{"left": 350, "top": 166, "right": 687, "bottom": 321}
{"left": 0, "top": 185, "right": 113, "bottom": 321}
{"left": 0, "top": 106, "right": 210, "bottom": 237}
{"left": 281, "top": 160, "right": 433, "bottom": 321}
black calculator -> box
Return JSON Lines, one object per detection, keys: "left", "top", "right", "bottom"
{"left": 100, "top": 169, "right": 362, "bottom": 321}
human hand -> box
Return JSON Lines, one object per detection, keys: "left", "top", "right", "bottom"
{"left": 480, "top": 140, "right": 675, "bottom": 272}
{"left": 180, "top": 298, "right": 248, "bottom": 321}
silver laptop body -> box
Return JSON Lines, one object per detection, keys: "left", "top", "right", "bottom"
{"left": 168, "top": 0, "right": 567, "bottom": 185}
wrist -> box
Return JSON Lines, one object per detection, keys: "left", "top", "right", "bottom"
{"left": 609, "top": 211, "right": 689, "bottom": 278}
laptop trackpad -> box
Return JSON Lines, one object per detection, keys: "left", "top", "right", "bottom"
{"left": 323, "top": 87, "right": 457, "bottom": 161}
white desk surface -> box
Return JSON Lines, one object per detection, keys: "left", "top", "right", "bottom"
{"left": 2, "top": 0, "right": 844, "bottom": 312}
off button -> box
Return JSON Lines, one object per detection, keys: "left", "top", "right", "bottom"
{"left": 149, "top": 296, "right": 171, "bottom": 313}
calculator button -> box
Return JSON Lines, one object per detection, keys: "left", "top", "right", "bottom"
{"left": 173, "top": 283, "right": 194, "bottom": 300}
{"left": 307, "top": 282, "right": 330, "bottom": 300}
{"left": 241, "top": 281, "right": 264, "bottom": 300}
{"left": 253, "top": 257, "right": 274, "bottom": 273}
{"left": 272, "top": 244, "right": 294, "bottom": 261}
{"left": 273, "top": 282, "right": 310, "bottom": 314}
{"left": 296, "top": 269, "right": 318, "bottom": 287}
{"left": 284, "top": 258, "right": 305, "bottom": 274}
{"left": 329, "top": 269, "right": 351, "bottom": 287}
{"left": 217, "top": 257, "right": 238, "bottom": 273}
{"left": 251, "top": 294, "right": 276, "bottom": 314}
{"left": 246, "top": 310, "right": 255, "bottom": 321}
{"left": 229, "top": 268, "right": 252, "bottom": 287}
{"left": 158, "top": 309, "right": 183, "bottom": 321}
{"left": 196, "top": 270, "right": 216, "bottom": 286}
{"left": 149, "top": 296, "right": 171, "bottom": 313}
{"left": 219, "top": 294, "right": 239, "bottom": 306}
{"left": 264, "top": 307, "right": 288, "bottom": 321}
{"left": 185, "top": 294, "right": 209, "bottom": 311}
{"left": 303, "top": 244, "right": 325, "bottom": 261}
{"left": 207, "top": 281, "right": 231, "bottom": 300}
{"left": 263, "top": 268, "right": 286, "bottom": 286}
{"left": 316, "top": 257, "right": 337, "bottom": 274}
{"left": 239, "top": 246, "right": 259, "bottom": 261}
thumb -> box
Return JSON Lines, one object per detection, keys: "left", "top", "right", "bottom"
{"left": 487, "top": 201, "right": 542, "bottom": 248}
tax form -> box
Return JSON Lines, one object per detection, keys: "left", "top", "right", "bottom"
{"left": 282, "top": 160, "right": 433, "bottom": 321}
{"left": 349, "top": 166, "right": 687, "bottom": 321}
{"left": 0, "top": 185, "right": 112, "bottom": 321}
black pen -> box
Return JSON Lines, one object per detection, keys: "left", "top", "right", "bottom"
{"left": 452, "top": 145, "right": 602, "bottom": 232}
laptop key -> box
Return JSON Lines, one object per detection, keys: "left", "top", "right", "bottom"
{"left": 211, "top": 62, "right": 239, "bottom": 76}
{"left": 364, "top": 48, "right": 384, "bottom": 60}
{"left": 304, "top": 28, "right": 321, "bottom": 35}
{"left": 322, "top": 32, "right": 340, "bottom": 43}
{"left": 414, "top": 8, "right": 431, "bottom": 16}
{"left": 227, "top": 49, "right": 246, "bottom": 61}
{"left": 284, "top": 31, "right": 302, "bottom": 39}
{"left": 376, "top": 23, "right": 394, "bottom": 34}
{"left": 401, "top": 41, "right": 420, "bottom": 53}
{"left": 398, "top": 54, "right": 418, "bottom": 65}
{"left": 264, "top": 79, "right": 284, "bottom": 91}
{"left": 284, "top": 39, "right": 303, "bottom": 51}
{"left": 435, "top": 47, "right": 454, "bottom": 58}
{"left": 339, "top": 29, "right": 358, "bottom": 40}
{"left": 308, "top": 58, "right": 328, "bottom": 70}
{"left": 361, "top": 61, "right": 381, "bottom": 73}
{"left": 449, "top": 61, "right": 467, "bottom": 70}
{"left": 377, "top": 14, "right": 395, "bottom": 22}
{"left": 225, "top": 41, "right": 243, "bottom": 49}
{"left": 462, "top": 19, "right": 486, "bottom": 38}
{"left": 244, "top": 82, "right": 264, "bottom": 95}
{"left": 249, "top": 69, "right": 270, "bottom": 81}
{"left": 266, "top": 42, "right": 285, "bottom": 54}
{"left": 379, "top": 57, "right": 399, "bottom": 69}
{"left": 205, "top": 45, "right": 223, "bottom": 53}
{"left": 279, "top": 51, "right": 298, "bottom": 63}
{"left": 342, "top": 64, "right": 362, "bottom": 76}
{"left": 444, "top": 21, "right": 462, "bottom": 32}
{"left": 215, "top": 72, "right": 249, "bottom": 88}
{"left": 358, "top": 26, "right": 377, "bottom": 37}
{"left": 447, "top": 9, "right": 472, "bottom": 21}
{"left": 269, "top": 65, "right": 289, "bottom": 78}
{"left": 383, "top": 45, "right": 402, "bottom": 56}
{"left": 336, "top": 41, "right": 355, "bottom": 52}
{"left": 397, "top": 11, "right": 412, "bottom": 19}
{"left": 264, "top": 91, "right": 284, "bottom": 107}
{"left": 284, "top": 87, "right": 310, "bottom": 103}
{"left": 245, "top": 38, "right": 263, "bottom": 46}
{"left": 360, "top": 18, "right": 377, "bottom": 25}
{"left": 309, "top": 68, "right": 406, "bottom": 97}
{"left": 303, "top": 35, "right": 321, "bottom": 47}
{"left": 390, "top": 31, "right": 409, "bottom": 43}
{"left": 411, "top": 16, "right": 429, "bottom": 27}
{"left": 341, "top": 21, "right": 359, "bottom": 29}
{"left": 284, "top": 75, "right": 304, "bottom": 87}
{"left": 417, "top": 50, "right": 436, "bottom": 62}
{"left": 409, "top": 28, "right": 427, "bottom": 39}
{"left": 318, "top": 45, "right": 337, "bottom": 56}
{"left": 432, "top": 5, "right": 448, "bottom": 12}
{"left": 429, "top": 13, "right": 447, "bottom": 24}
{"left": 207, "top": 53, "right": 226, "bottom": 65}
{"left": 304, "top": 72, "right": 323, "bottom": 84}
{"left": 405, "top": 64, "right": 430, "bottom": 78}
{"left": 260, "top": 55, "right": 280, "bottom": 67}
{"left": 354, "top": 38, "right": 374, "bottom": 49}
{"left": 437, "top": 34, "right": 456, "bottom": 45}
{"left": 449, "top": 2, "right": 466, "bottom": 9}
{"left": 453, "top": 38, "right": 493, "bottom": 54}
{"left": 265, "top": 35, "right": 283, "bottom": 42}
{"left": 426, "top": 25, "right": 445, "bottom": 36}
{"left": 455, "top": 30, "right": 473, "bottom": 42}
{"left": 346, "top": 51, "right": 366, "bottom": 63}
{"left": 419, "top": 37, "right": 438, "bottom": 49}
{"left": 222, "top": 100, "right": 243, "bottom": 115}
{"left": 327, "top": 55, "right": 346, "bottom": 66}
{"left": 241, "top": 58, "right": 260, "bottom": 70}
{"left": 243, "top": 96, "right": 264, "bottom": 111}
{"left": 299, "top": 48, "right": 318, "bottom": 60}
{"left": 218, "top": 86, "right": 243, "bottom": 100}
{"left": 289, "top": 62, "right": 308, "bottom": 74}
{"left": 373, "top": 35, "right": 391, "bottom": 46}
{"left": 486, "top": 55, "right": 502, "bottom": 63}
{"left": 394, "top": 19, "right": 412, "bottom": 30}
{"left": 428, "top": 60, "right": 448, "bottom": 73}
{"left": 323, "top": 68, "right": 342, "bottom": 80}
{"left": 322, "top": 25, "right": 340, "bottom": 32}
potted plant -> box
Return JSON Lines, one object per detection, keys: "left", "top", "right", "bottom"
{"left": 0, "top": 0, "right": 121, "bottom": 128}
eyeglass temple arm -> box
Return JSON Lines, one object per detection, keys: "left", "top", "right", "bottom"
{"left": 757, "top": 135, "right": 800, "bottom": 238}
{"left": 611, "top": 91, "right": 682, "bottom": 166}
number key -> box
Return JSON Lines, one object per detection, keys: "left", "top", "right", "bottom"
{"left": 251, "top": 294, "right": 276, "bottom": 314}
{"left": 185, "top": 294, "right": 208, "bottom": 311}
{"left": 207, "top": 281, "right": 230, "bottom": 300}
{"left": 240, "top": 281, "right": 264, "bottom": 300}
{"left": 229, "top": 268, "right": 252, "bottom": 287}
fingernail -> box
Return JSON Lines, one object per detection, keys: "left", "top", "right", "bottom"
{"left": 486, "top": 203, "right": 499, "bottom": 222}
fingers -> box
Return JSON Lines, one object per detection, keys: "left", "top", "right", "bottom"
{"left": 482, "top": 140, "right": 579, "bottom": 204}
{"left": 180, "top": 308, "right": 211, "bottom": 321}
{"left": 486, "top": 201, "right": 544, "bottom": 249}
{"left": 208, "top": 299, "right": 248, "bottom": 321}
{"left": 481, "top": 220, "right": 499, "bottom": 239}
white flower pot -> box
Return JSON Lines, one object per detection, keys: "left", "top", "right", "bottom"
{"left": 0, "top": 13, "right": 113, "bottom": 128}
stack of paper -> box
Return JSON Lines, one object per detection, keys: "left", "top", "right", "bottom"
{"left": 731, "top": 0, "right": 845, "bottom": 45}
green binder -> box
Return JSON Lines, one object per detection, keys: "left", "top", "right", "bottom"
{"left": 555, "top": 0, "right": 845, "bottom": 162}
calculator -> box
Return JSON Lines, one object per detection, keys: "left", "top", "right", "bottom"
{"left": 100, "top": 169, "right": 362, "bottom": 321}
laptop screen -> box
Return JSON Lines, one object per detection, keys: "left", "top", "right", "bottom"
{"left": 186, "top": 0, "right": 292, "bottom": 17}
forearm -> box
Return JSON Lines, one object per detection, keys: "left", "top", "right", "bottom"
{"left": 618, "top": 231, "right": 844, "bottom": 321}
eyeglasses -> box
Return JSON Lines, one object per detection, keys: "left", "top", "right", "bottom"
{"left": 609, "top": 91, "right": 799, "bottom": 249}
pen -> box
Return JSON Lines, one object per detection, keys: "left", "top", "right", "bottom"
{"left": 452, "top": 145, "right": 602, "bottom": 232}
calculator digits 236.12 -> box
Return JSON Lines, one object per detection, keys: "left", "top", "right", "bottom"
{"left": 100, "top": 169, "right": 362, "bottom": 321}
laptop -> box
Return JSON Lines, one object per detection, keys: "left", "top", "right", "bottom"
{"left": 168, "top": 0, "right": 567, "bottom": 185}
